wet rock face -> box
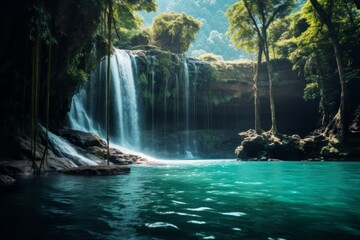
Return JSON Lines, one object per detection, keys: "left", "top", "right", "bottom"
{"left": 58, "top": 129, "right": 148, "bottom": 165}
{"left": 132, "top": 50, "right": 317, "bottom": 136}
{"left": 57, "top": 129, "right": 106, "bottom": 149}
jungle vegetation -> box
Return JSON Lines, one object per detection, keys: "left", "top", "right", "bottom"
{"left": 226, "top": 0, "right": 360, "bottom": 141}
{"left": 1, "top": 0, "right": 360, "bottom": 164}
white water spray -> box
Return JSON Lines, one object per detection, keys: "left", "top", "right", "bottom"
{"left": 69, "top": 49, "right": 140, "bottom": 150}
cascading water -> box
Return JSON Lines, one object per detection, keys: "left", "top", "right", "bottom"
{"left": 69, "top": 49, "right": 140, "bottom": 150}
{"left": 39, "top": 125, "right": 99, "bottom": 167}
{"left": 68, "top": 48, "right": 215, "bottom": 159}
{"left": 47, "top": 131, "right": 99, "bottom": 167}
{"left": 183, "top": 57, "right": 192, "bottom": 158}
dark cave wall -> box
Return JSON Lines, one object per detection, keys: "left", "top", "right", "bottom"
{"left": 132, "top": 49, "right": 318, "bottom": 136}
{"left": 0, "top": 0, "right": 102, "bottom": 135}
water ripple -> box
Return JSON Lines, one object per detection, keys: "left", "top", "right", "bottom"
{"left": 188, "top": 220, "right": 206, "bottom": 224}
{"left": 145, "top": 222, "right": 179, "bottom": 229}
{"left": 156, "top": 211, "right": 201, "bottom": 217}
{"left": 221, "top": 212, "right": 247, "bottom": 217}
{"left": 235, "top": 181, "right": 263, "bottom": 185}
{"left": 186, "top": 207, "right": 212, "bottom": 211}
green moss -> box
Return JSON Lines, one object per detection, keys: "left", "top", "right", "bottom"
{"left": 198, "top": 53, "right": 223, "bottom": 62}
{"left": 206, "top": 91, "right": 233, "bottom": 106}
{"left": 140, "top": 73, "right": 148, "bottom": 86}
{"left": 66, "top": 52, "right": 89, "bottom": 84}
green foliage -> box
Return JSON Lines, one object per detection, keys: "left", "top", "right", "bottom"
{"left": 101, "top": 0, "right": 157, "bottom": 49}
{"left": 130, "top": 28, "right": 152, "bottom": 46}
{"left": 206, "top": 91, "right": 233, "bottom": 106}
{"left": 303, "top": 82, "right": 319, "bottom": 100}
{"left": 226, "top": 0, "right": 295, "bottom": 54}
{"left": 271, "top": 0, "right": 360, "bottom": 126}
{"left": 29, "top": 4, "right": 55, "bottom": 45}
{"left": 269, "top": 12, "right": 308, "bottom": 59}
{"left": 66, "top": 52, "right": 89, "bottom": 84}
{"left": 150, "top": 12, "right": 202, "bottom": 53}
{"left": 140, "top": 73, "right": 148, "bottom": 85}
{"left": 140, "top": 0, "right": 247, "bottom": 60}
{"left": 226, "top": 1, "right": 257, "bottom": 53}
{"left": 198, "top": 53, "right": 223, "bottom": 62}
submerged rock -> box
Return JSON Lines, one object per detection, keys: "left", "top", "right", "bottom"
{"left": 62, "top": 165, "right": 130, "bottom": 176}
{"left": 0, "top": 174, "right": 16, "bottom": 184}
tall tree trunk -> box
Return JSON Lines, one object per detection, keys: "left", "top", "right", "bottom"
{"left": 328, "top": 36, "right": 349, "bottom": 139}
{"left": 263, "top": 33, "right": 278, "bottom": 135}
{"left": 31, "top": 34, "right": 41, "bottom": 173}
{"left": 106, "top": 1, "right": 112, "bottom": 165}
{"left": 254, "top": 42, "right": 263, "bottom": 134}
{"left": 40, "top": 39, "right": 52, "bottom": 173}
{"left": 310, "top": 0, "right": 350, "bottom": 139}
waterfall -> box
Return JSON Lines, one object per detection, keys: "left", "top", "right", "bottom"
{"left": 47, "top": 131, "right": 98, "bottom": 167}
{"left": 39, "top": 125, "right": 99, "bottom": 167}
{"left": 183, "top": 57, "right": 190, "bottom": 155}
{"left": 192, "top": 62, "right": 198, "bottom": 129}
{"left": 69, "top": 49, "right": 140, "bottom": 150}
{"left": 67, "top": 48, "right": 211, "bottom": 159}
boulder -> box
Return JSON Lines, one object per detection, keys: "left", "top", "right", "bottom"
{"left": 62, "top": 165, "right": 130, "bottom": 176}
{"left": 58, "top": 129, "right": 106, "bottom": 149}
{"left": 266, "top": 135, "right": 304, "bottom": 160}
{"left": 236, "top": 130, "right": 305, "bottom": 160}
{"left": 57, "top": 129, "right": 148, "bottom": 165}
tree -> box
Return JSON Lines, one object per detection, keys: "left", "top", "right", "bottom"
{"left": 29, "top": 3, "right": 54, "bottom": 174}
{"left": 111, "top": 0, "right": 157, "bottom": 48}
{"left": 226, "top": 1, "right": 263, "bottom": 134}
{"left": 309, "top": 0, "right": 352, "bottom": 139}
{"left": 150, "top": 12, "right": 202, "bottom": 53}
{"left": 226, "top": 0, "right": 294, "bottom": 135}
{"left": 284, "top": 11, "right": 340, "bottom": 127}
{"left": 270, "top": 0, "right": 360, "bottom": 138}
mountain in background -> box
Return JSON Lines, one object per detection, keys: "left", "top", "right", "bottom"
{"left": 140, "top": 0, "right": 250, "bottom": 61}
{"left": 140, "top": 0, "right": 306, "bottom": 61}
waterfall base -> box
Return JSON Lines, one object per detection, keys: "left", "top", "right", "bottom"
{"left": 0, "top": 128, "right": 149, "bottom": 176}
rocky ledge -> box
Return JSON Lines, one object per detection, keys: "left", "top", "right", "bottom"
{"left": 0, "top": 129, "right": 148, "bottom": 178}
{"left": 57, "top": 129, "right": 148, "bottom": 165}
{"left": 235, "top": 129, "right": 360, "bottom": 161}
{"left": 62, "top": 165, "right": 130, "bottom": 176}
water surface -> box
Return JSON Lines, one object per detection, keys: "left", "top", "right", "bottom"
{"left": 1, "top": 161, "right": 360, "bottom": 239}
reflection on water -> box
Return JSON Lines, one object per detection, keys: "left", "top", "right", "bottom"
{"left": 1, "top": 162, "right": 360, "bottom": 240}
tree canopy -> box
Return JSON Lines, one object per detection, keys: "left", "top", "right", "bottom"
{"left": 269, "top": 0, "right": 360, "bottom": 135}
{"left": 226, "top": 0, "right": 295, "bottom": 135}
{"left": 105, "top": 0, "right": 157, "bottom": 48}
{"left": 150, "top": 12, "right": 202, "bottom": 53}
